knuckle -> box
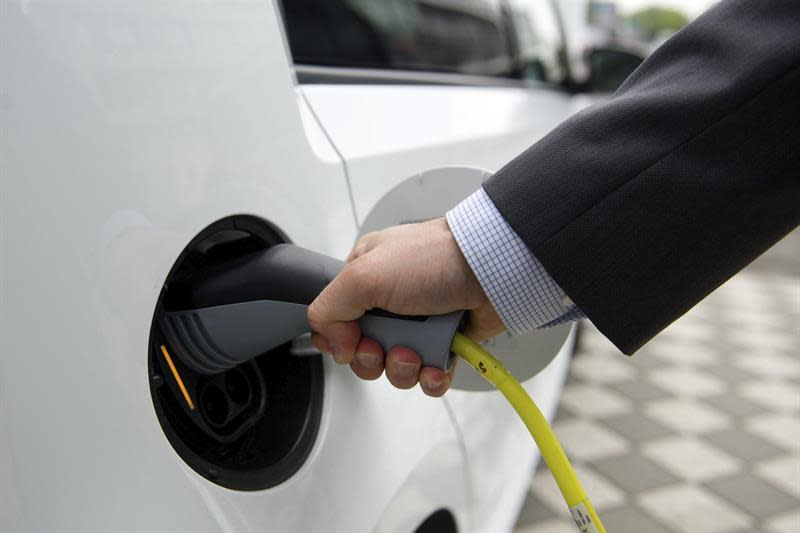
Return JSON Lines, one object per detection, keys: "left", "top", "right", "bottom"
{"left": 306, "top": 302, "right": 326, "bottom": 328}
{"left": 343, "top": 258, "right": 374, "bottom": 291}
{"left": 349, "top": 232, "right": 378, "bottom": 260}
{"left": 360, "top": 231, "right": 378, "bottom": 244}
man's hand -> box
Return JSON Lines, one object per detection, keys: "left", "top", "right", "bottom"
{"left": 307, "top": 218, "right": 504, "bottom": 397}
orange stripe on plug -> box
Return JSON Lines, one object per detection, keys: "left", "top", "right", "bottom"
{"left": 160, "top": 344, "right": 195, "bottom": 411}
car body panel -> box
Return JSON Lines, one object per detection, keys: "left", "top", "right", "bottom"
{"left": 1, "top": 0, "right": 581, "bottom": 530}
{"left": 300, "top": 83, "right": 572, "bottom": 223}
{"left": 1, "top": 1, "right": 469, "bottom": 530}
{"left": 301, "top": 83, "right": 581, "bottom": 530}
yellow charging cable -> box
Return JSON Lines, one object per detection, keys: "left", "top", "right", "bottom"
{"left": 451, "top": 332, "right": 606, "bottom": 533}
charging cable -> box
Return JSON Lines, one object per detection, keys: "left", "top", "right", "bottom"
{"left": 451, "top": 333, "right": 606, "bottom": 533}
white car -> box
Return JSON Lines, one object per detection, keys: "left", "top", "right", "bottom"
{"left": 1, "top": 1, "right": 627, "bottom": 531}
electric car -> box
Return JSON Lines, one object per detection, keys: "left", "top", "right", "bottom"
{"left": 1, "top": 1, "right": 636, "bottom": 531}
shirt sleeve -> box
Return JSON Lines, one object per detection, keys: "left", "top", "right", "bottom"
{"left": 446, "top": 187, "right": 583, "bottom": 334}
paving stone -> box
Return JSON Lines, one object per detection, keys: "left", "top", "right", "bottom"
{"left": 570, "top": 353, "right": 637, "bottom": 384}
{"left": 643, "top": 437, "right": 739, "bottom": 482}
{"left": 729, "top": 329, "right": 799, "bottom": 353}
{"left": 591, "top": 453, "right": 680, "bottom": 493}
{"left": 531, "top": 464, "right": 626, "bottom": 514}
{"left": 551, "top": 419, "right": 629, "bottom": 462}
{"left": 704, "top": 391, "right": 769, "bottom": 418}
{"left": 614, "top": 380, "right": 673, "bottom": 403}
{"left": 746, "top": 414, "right": 800, "bottom": 453}
{"left": 639, "top": 484, "right": 752, "bottom": 533}
{"left": 764, "top": 509, "right": 800, "bottom": 533}
{"left": 649, "top": 367, "right": 725, "bottom": 398}
{"left": 735, "top": 353, "right": 800, "bottom": 380}
{"left": 598, "top": 505, "right": 676, "bottom": 533}
{"left": 559, "top": 383, "right": 631, "bottom": 418}
{"left": 514, "top": 518, "right": 576, "bottom": 533}
{"left": 515, "top": 490, "right": 557, "bottom": 526}
{"left": 626, "top": 351, "right": 670, "bottom": 370}
{"left": 552, "top": 403, "right": 580, "bottom": 424}
{"left": 755, "top": 455, "right": 800, "bottom": 499}
{"left": 702, "top": 363, "right": 757, "bottom": 384}
{"left": 660, "top": 318, "right": 717, "bottom": 344}
{"left": 647, "top": 337, "right": 720, "bottom": 366}
{"left": 705, "top": 428, "right": 785, "bottom": 462}
{"left": 740, "top": 380, "right": 800, "bottom": 412}
{"left": 601, "top": 412, "right": 675, "bottom": 443}
{"left": 707, "top": 473, "right": 798, "bottom": 518}
{"left": 645, "top": 398, "right": 730, "bottom": 435}
{"left": 516, "top": 260, "right": 800, "bottom": 532}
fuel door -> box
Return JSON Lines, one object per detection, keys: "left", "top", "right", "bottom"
{"left": 359, "top": 166, "right": 571, "bottom": 391}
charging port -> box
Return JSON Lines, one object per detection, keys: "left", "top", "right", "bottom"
{"left": 148, "top": 216, "right": 324, "bottom": 491}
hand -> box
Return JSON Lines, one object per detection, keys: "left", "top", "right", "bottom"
{"left": 307, "top": 217, "right": 505, "bottom": 397}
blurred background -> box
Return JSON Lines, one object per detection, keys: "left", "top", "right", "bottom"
{"left": 515, "top": 229, "right": 799, "bottom": 533}
{"left": 558, "top": 0, "right": 714, "bottom": 84}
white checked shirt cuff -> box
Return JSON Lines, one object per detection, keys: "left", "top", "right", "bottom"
{"left": 446, "top": 188, "right": 584, "bottom": 334}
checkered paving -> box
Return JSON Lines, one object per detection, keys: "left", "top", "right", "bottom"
{"left": 515, "top": 265, "right": 799, "bottom": 532}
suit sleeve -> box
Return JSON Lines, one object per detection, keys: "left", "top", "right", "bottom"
{"left": 483, "top": 0, "right": 800, "bottom": 354}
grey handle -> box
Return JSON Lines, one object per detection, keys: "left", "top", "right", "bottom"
{"left": 160, "top": 244, "right": 464, "bottom": 375}
{"left": 161, "top": 303, "right": 463, "bottom": 375}
{"left": 358, "top": 311, "right": 462, "bottom": 371}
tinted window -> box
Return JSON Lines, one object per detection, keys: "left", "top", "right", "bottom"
{"left": 280, "top": 0, "right": 516, "bottom": 77}
{"left": 508, "top": 0, "right": 566, "bottom": 83}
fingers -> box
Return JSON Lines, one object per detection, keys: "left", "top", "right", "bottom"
{"left": 346, "top": 232, "right": 380, "bottom": 262}
{"left": 349, "top": 337, "right": 385, "bottom": 380}
{"left": 310, "top": 320, "right": 361, "bottom": 364}
{"left": 308, "top": 260, "right": 376, "bottom": 364}
{"left": 384, "top": 347, "right": 454, "bottom": 396}
{"left": 419, "top": 365, "right": 454, "bottom": 398}
{"left": 385, "top": 347, "right": 422, "bottom": 389}
{"left": 309, "top": 225, "right": 472, "bottom": 396}
{"left": 313, "top": 334, "right": 454, "bottom": 395}
{"left": 310, "top": 332, "right": 330, "bottom": 354}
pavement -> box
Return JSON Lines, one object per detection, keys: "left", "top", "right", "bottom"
{"left": 515, "top": 230, "right": 799, "bottom": 533}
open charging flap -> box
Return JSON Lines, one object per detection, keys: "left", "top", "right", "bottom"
{"left": 360, "top": 166, "right": 573, "bottom": 391}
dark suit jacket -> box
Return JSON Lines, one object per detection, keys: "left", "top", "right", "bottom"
{"left": 483, "top": 0, "right": 800, "bottom": 354}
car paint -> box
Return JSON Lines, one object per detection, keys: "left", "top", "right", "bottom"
{"left": 300, "top": 83, "right": 580, "bottom": 533}
{"left": 1, "top": 0, "right": 582, "bottom": 531}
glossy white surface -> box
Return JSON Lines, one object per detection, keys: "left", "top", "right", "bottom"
{"left": 447, "top": 329, "right": 577, "bottom": 533}
{"left": 356, "top": 165, "right": 572, "bottom": 391}
{"left": 1, "top": 1, "right": 464, "bottom": 530}
{"left": 303, "top": 83, "right": 582, "bottom": 529}
{"left": 301, "top": 83, "right": 572, "bottom": 223}
{"left": 2, "top": 0, "right": 583, "bottom": 531}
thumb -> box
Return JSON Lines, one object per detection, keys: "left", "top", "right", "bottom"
{"left": 462, "top": 303, "right": 506, "bottom": 343}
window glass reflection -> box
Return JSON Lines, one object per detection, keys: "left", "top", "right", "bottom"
{"left": 280, "top": 0, "right": 516, "bottom": 77}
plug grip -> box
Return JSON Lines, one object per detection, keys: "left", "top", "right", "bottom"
{"left": 161, "top": 244, "right": 464, "bottom": 374}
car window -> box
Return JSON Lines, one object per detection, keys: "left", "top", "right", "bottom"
{"left": 279, "top": 0, "right": 516, "bottom": 78}
{"left": 507, "top": 0, "right": 567, "bottom": 83}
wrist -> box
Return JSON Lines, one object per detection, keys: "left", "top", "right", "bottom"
{"left": 447, "top": 188, "right": 582, "bottom": 335}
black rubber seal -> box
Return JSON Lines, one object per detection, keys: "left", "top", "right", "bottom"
{"left": 148, "top": 215, "right": 324, "bottom": 491}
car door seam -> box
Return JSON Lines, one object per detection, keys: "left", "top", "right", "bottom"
{"left": 298, "top": 88, "right": 361, "bottom": 231}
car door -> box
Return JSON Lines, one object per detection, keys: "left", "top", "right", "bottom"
{"left": 1, "top": 1, "right": 470, "bottom": 531}
{"left": 278, "top": 1, "right": 583, "bottom": 530}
